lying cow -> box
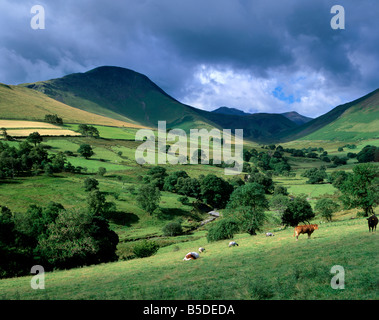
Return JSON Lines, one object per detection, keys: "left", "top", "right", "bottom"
{"left": 266, "top": 232, "right": 275, "bottom": 237}
{"left": 294, "top": 224, "right": 318, "bottom": 241}
{"left": 367, "top": 214, "right": 378, "bottom": 232}
{"left": 183, "top": 252, "right": 200, "bottom": 261}
{"left": 228, "top": 241, "right": 239, "bottom": 247}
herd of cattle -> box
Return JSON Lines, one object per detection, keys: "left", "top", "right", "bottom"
{"left": 183, "top": 214, "right": 378, "bottom": 261}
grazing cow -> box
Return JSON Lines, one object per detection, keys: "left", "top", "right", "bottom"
{"left": 266, "top": 232, "right": 275, "bottom": 237}
{"left": 294, "top": 224, "right": 318, "bottom": 241}
{"left": 367, "top": 214, "right": 378, "bottom": 232}
{"left": 228, "top": 241, "right": 239, "bottom": 247}
{"left": 183, "top": 252, "right": 200, "bottom": 261}
{"left": 199, "top": 247, "right": 205, "bottom": 253}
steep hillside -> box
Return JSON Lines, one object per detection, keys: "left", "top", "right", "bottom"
{"left": 196, "top": 109, "right": 298, "bottom": 142}
{"left": 0, "top": 83, "right": 145, "bottom": 128}
{"left": 0, "top": 217, "right": 375, "bottom": 300}
{"left": 280, "top": 88, "right": 379, "bottom": 142}
{"left": 20, "top": 66, "right": 216, "bottom": 131}
{"left": 20, "top": 66, "right": 298, "bottom": 142}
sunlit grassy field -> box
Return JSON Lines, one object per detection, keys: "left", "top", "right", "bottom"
{"left": 0, "top": 134, "right": 377, "bottom": 300}
{"left": 0, "top": 217, "right": 376, "bottom": 300}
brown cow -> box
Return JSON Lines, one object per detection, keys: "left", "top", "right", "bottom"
{"left": 294, "top": 224, "right": 319, "bottom": 241}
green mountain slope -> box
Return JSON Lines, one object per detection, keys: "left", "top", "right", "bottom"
{"left": 194, "top": 109, "right": 297, "bottom": 142}
{"left": 280, "top": 88, "right": 379, "bottom": 142}
{"left": 20, "top": 66, "right": 215, "bottom": 131}
{"left": 0, "top": 83, "right": 143, "bottom": 128}
{"left": 20, "top": 66, "right": 297, "bottom": 143}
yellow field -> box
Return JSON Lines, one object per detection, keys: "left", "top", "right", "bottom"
{"left": 0, "top": 84, "right": 148, "bottom": 129}
{"left": 6, "top": 129, "right": 81, "bottom": 137}
{"left": 0, "top": 120, "right": 62, "bottom": 129}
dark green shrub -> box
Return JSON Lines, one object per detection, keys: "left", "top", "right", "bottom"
{"left": 178, "top": 196, "right": 189, "bottom": 205}
{"left": 206, "top": 218, "right": 239, "bottom": 242}
{"left": 162, "top": 221, "right": 183, "bottom": 236}
{"left": 132, "top": 240, "right": 159, "bottom": 258}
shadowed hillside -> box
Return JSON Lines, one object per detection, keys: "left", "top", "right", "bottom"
{"left": 279, "top": 88, "right": 379, "bottom": 142}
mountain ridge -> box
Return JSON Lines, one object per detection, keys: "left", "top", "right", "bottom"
{"left": 1, "top": 65, "right": 376, "bottom": 143}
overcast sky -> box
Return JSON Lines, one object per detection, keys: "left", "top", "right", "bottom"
{"left": 0, "top": 0, "right": 378, "bottom": 117}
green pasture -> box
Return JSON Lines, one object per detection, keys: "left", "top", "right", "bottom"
{"left": 0, "top": 217, "right": 376, "bottom": 300}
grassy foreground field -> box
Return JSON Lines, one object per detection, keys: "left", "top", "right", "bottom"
{"left": 0, "top": 217, "right": 377, "bottom": 300}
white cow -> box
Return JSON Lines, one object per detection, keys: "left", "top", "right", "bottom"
{"left": 183, "top": 252, "right": 200, "bottom": 260}
{"left": 228, "top": 241, "right": 239, "bottom": 247}
{"left": 266, "top": 232, "right": 275, "bottom": 237}
{"left": 199, "top": 247, "right": 205, "bottom": 253}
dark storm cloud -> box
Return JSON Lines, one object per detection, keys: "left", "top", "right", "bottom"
{"left": 0, "top": 0, "right": 378, "bottom": 117}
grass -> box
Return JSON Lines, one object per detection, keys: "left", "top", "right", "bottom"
{"left": 0, "top": 83, "right": 145, "bottom": 128}
{"left": 0, "top": 132, "right": 377, "bottom": 301}
{"left": 0, "top": 217, "right": 376, "bottom": 300}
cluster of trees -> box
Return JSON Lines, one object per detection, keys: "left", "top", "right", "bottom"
{"left": 0, "top": 137, "right": 91, "bottom": 180}
{"left": 243, "top": 146, "right": 291, "bottom": 174}
{"left": 139, "top": 167, "right": 237, "bottom": 214}
{"left": 329, "top": 163, "right": 378, "bottom": 216}
{"left": 139, "top": 166, "right": 301, "bottom": 240}
{"left": 44, "top": 114, "right": 63, "bottom": 125}
{"left": 280, "top": 144, "right": 377, "bottom": 166}
{"left": 78, "top": 124, "right": 100, "bottom": 138}
{"left": 301, "top": 166, "right": 327, "bottom": 184}
{"left": 356, "top": 145, "right": 378, "bottom": 163}
{"left": 0, "top": 186, "right": 119, "bottom": 278}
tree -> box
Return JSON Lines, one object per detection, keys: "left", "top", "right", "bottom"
{"left": 143, "top": 166, "right": 168, "bottom": 190}
{"left": 27, "top": 132, "right": 43, "bottom": 147}
{"left": 247, "top": 172, "right": 274, "bottom": 194}
{"left": 176, "top": 177, "right": 201, "bottom": 199}
{"left": 315, "top": 198, "right": 339, "bottom": 222}
{"left": 338, "top": 163, "right": 378, "bottom": 216}
{"left": 301, "top": 167, "right": 327, "bottom": 184}
{"left": 44, "top": 114, "right": 63, "bottom": 125}
{"left": 136, "top": 184, "right": 161, "bottom": 215}
{"left": 1, "top": 127, "right": 11, "bottom": 141}
{"left": 199, "top": 174, "right": 234, "bottom": 209}
{"left": 77, "top": 144, "right": 94, "bottom": 159}
{"left": 84, "top": 178, "right": 99, "bottom": 192}
{"left": 50, "top": 152, "right": 66, "bottom": 172}
{"left": 38, "top": 208, "right": 118, "bottom": 269}
{"left": 162, "top": 221, "right": 183, "bottom": 236}
{"left": 87, "top": 190, "right": 116, "bottom": 217}
{"left": 97, "top": 167, "right": 107, "bottom": 176}
{"left": 132, "top": 240, "right": 159, "bottom": 258}
{"left": 357, "top": 145, "right": 378, "bottom": 163}
{"left": 269, "top": 194, "right": 290, "bottom": 215}
{"left": 273, "top": 185, "right": 289, "bottom": 196}
{"left": 206, "top": 218, "right": 239, "bottom": 242}
{"left": 163, "top": 170, "right": 189, "bottom": 192}
{"left": 281, "top": 195, "right": 314, "bottom": 227}
{"left": 0, "top": 205, "right": 33, "bottom": 278}
{"left": 225, "top": 183, "right": 268, "bottom": 235}
{"left": 78, "top": 124, "right": 100, "bottom": 138}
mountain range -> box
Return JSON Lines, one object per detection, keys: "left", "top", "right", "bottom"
{"left": 212, "top": 107, "right": 313, "bottom": 125}
{"left": 0, "top": 66, "right": 377, "bottom": 143}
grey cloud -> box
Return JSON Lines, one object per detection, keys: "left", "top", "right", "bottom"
{"left": 0, "top": 0, "right": 378, "bottom": 117}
